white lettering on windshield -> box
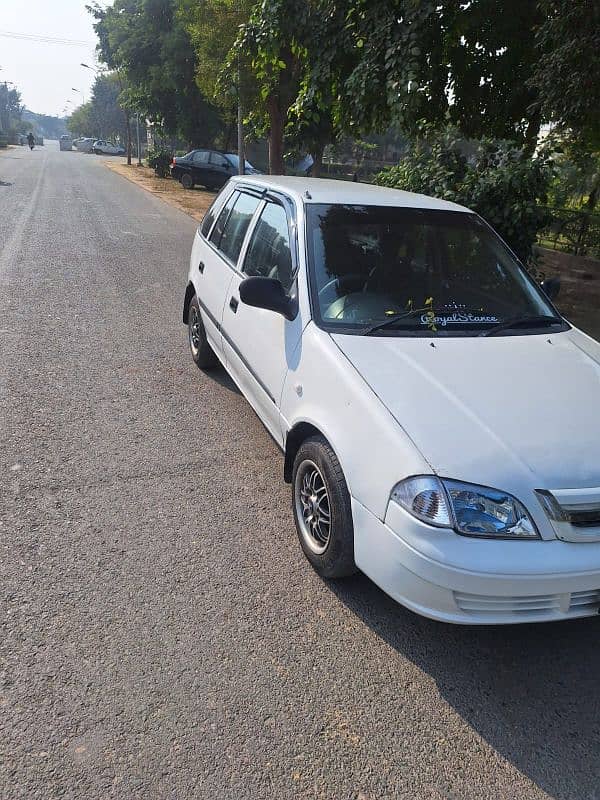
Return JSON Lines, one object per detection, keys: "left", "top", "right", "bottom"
{"left": 420, "top": 312, "right": 500, "bottom": 326}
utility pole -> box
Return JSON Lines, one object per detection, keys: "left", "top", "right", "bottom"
{"left": 136, "top": 113, "right": 142, "bottom": 166}
{"left": 237, "top": 52, "right": 245, "bottom": 176}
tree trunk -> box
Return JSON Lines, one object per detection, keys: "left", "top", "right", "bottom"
{"left": 267, "top": 94, "right": 285, "bottom": 175}
{"left": 523, "top": 110, "right": 541, "bottom": 158}
{"left": 311, "top": 143, "right": 324, "bottom": 177}
{"left": 223, "top": 119, "right": 234, "bottom": 153}
{"left": 125, "top": 110, "right": 132, "bottom": 166}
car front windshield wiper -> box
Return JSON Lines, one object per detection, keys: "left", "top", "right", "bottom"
{"left": 361, "top": 308, "right": 433, "bottom": 335}
{"left": 479, "top": 314, "right": 564, "bottom": 337}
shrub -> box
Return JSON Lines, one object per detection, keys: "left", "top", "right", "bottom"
{"left": 374, "top": 130, "right": 554, "bottom": 263}
{"left": 147, "top": 146, "right": 173, "bottom": 178}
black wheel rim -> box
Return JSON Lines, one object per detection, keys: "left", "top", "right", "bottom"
{"left": 294, "top": 459, "right": 331, "bottom": 554}
{"left": 189, "top": 306, "right": 201, "bottom": 353}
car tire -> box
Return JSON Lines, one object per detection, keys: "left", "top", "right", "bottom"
{"left": 93, "top": 149, "right": 100, "bottom": 155}
{"left": 181, "top": 173, "right": 194, "bottom": 190}
{"left": 188, "top": 295, "right": 218, "bottom": 369}
{"left": 292, "top": 435, "right": 357, "bottom": 579}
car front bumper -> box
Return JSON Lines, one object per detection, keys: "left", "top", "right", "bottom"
{"left": 352, "top": 498, "right": 600, "bottom": 624}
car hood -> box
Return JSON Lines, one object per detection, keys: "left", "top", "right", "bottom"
{"left": 331, "top": 328, "right": 600, "bottom": 493}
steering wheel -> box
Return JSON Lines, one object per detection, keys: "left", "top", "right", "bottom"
{"left": 318, "top": 273, "right": 368, "bottom": 299}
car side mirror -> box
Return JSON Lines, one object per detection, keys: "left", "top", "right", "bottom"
{"left": 541, "top": 275, "right": 561, "bottom": 301}
{"left": 239, "top": 276, "right": 298, "bottom": 320}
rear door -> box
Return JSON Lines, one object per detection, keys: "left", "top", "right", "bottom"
{"left": 191, "top": 150, "right": 210, "bottom": 184}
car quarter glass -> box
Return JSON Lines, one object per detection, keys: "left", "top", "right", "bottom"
{"left": 306, "top": 204, "right": 561, "bottom": 335}
{"left": 209, "top": 191, "right": 238, "bottom": 251}
{"left": 243, "top": 202, "right": 294, "bottom": 291}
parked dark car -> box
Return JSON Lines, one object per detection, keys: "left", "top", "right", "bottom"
{"left": 170, "top": 150, "right": 260, "bottom": 190}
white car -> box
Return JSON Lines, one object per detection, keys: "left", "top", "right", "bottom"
{"left": 183, "top": 176, "right": 600, "bottom": 625}
{"left": 92, "top": 139, "right": 125, "bottom": 155}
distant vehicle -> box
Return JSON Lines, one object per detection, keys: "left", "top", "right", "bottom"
{"left": 92, "top": 140, "right": 125, "bottom": 156}
{"left": 59, "top": 134, "right": 73, "bottom": 151}
{"left": 170, "top": 149, "right": 260, "bottom": 190}
{"left": 75, "top": 137, "right": 95, "bottom": 153}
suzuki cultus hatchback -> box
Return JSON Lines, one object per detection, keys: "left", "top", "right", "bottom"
{"left": 182, "top": 176, "right": 600, "bottom": 624}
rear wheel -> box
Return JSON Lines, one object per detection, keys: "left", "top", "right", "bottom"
{"left": 188, "top": 295, "right": 218, "bottom": 369}
{"left": 181, "top": 172, "right": 194, "bottom": 190}
{"left": 292, "top": 436, "right": 357, "bottom": 578}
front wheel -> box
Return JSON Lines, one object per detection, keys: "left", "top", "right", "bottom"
{"left": 292, "top": 436, "right": 357, "bottom": 578}
{"left": 188, "top": 295, "right": 218, "bottom": 369}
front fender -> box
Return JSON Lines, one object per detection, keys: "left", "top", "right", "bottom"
{"left": 281, "top": 324, "right": 430, "bottom": 521}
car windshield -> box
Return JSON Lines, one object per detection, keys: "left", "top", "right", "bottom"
{"left": 306, "top": 204, "right": 561, "bottom": 336}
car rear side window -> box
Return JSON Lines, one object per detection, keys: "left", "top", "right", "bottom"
{"left": 243, "top": 202, "right": 294, "bottom": 291}
{"left": 210, "top": 152, "right": 230, "bottom": 168}
{"left": 218, "top": 192, "right": 261, "bottom": 264}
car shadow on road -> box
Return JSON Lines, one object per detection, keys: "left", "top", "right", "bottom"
{"left": 204, "top": 364, "right": 242, "bottom": 396}
{"left": 328, "top": 572, "right": 600, "bottom": 800}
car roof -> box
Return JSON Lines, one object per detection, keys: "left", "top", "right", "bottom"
{"left": 229, "top": 175, "right": 470, "bottom": 213}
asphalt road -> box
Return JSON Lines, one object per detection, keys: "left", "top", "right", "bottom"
{"left": 1, "top": 141, "right": 599, "bottom": 800}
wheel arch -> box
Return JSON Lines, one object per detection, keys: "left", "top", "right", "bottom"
{"left": 183, "top": 281, "right": 195, "bottom": 324}
{"left": 284, "top": 421, "right": 344, "bottom": 485}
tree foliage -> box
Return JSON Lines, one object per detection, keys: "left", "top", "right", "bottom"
{"left": 68, "top": 74, "right": 132, "bottom": 142}
{"left": 533, "top": 0, "right": 600, "bottom": 149}
{"left": 89, "top": 0, "right": 222, "bottom": 146}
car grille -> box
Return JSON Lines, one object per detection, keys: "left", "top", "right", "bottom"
{"left": 454, "top": 589, "right": 600, "bottom": 618}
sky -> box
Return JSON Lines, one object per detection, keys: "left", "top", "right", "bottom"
{"left": 0, "top": 0, "right": 101, "bottom": 117}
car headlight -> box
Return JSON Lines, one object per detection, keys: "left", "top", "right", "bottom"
{"left": 390, "top": 476, "right": 539, "bottom": 539}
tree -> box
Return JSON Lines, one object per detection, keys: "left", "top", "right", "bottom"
{"left": 180, "top": 0, "right": 255, "bottom": 152}
{"left": 67, "top": 103, "right": 95, "bottom": 138}
{"left": 532, "top": 1, "right": 600, "bottom": 212}
{"left": 336, "top": 0, "right": 544, "bottom": 149}
{"left": 533, "top": 0, "right": 600, "bottom": 149}
{"left": 0, "top": 84, "right": 22, "bottom": 133}
{"left": 89, "top": 0, "right": 223, "bottom": 148}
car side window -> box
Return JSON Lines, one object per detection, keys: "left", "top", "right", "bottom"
{"left": 218, "top": 192, "right": 261, "bottom": 264}
{"left": 210, "top": 152, "right": 230, "bottom": 169}
{"left": 193, "top": 150, "right": 209, "bottom": 164}
{"left": 243, "top": 203, "right": 294, "bottom": 291}
{"left": 209, "top": 191, "right": 238, "bottom": 250}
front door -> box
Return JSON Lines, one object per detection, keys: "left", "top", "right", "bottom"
{"left": 222, "top": 199, "right": 304, "bottom": 445}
